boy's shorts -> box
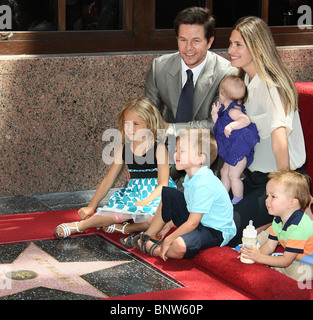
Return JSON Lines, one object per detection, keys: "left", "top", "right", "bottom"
{"left": 161, "top": 187, "right": 223, "bottom": 259}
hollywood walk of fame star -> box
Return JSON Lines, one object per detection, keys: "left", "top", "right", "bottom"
{"left": 0, "top": 242, "right": 131, "bottom": 299}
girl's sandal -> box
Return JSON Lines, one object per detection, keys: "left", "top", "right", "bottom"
{"left": 103, "top": 222, "right": 130, "bottom": 234}
{"left": 54, "top": 222, "right": 83, "bottom": 239}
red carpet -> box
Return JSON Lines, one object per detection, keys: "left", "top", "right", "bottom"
{"left": 296, "top": 82, "right": 313, "bottom": 186}
{"left": 1, "top": 209, "right": 312, "bottom": 300}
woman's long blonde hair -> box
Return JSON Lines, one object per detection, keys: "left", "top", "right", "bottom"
{"left": 233, "top": 16, "right": 298, "bottom": 114}
{"left": 118, "top": 97, "right": 165, "bottom": 143}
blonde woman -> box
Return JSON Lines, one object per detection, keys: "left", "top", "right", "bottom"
{"left": 228, "top": 16, "right": 308, "bottom": 245}
{"left": 55, "top": 97, "right": 176, "bottom": 240}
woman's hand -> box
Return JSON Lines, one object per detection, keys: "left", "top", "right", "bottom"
{"left": 224, "top": 124, "right": 233, "bottom": 138}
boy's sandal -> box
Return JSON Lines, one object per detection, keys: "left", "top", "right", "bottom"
{"left": 133, "top": 233, "right": 159, "bottom": 254}
{"left": 103, "top": 222, "right": 130, "bottom": 234}
{"left": 149, "top": 240, "right": 164, "bottom": 257}
{"left": 119, "top": 233, "right": 136, "bottom": 249}
{"left": 54, "top": 222, "right": 83, "bottom": 239}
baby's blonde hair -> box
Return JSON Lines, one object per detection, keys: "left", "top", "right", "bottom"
{"left": 268, "top": 170, "right": 312, "bottom": 210}
{"left": 177, "top": 128, "right": 217, "bottom": 166}
{"left": 118, "top": 97, "right": 165, "bottom": 143}
{"left": 220, "top": 75, "right": 247, "bottom": 104}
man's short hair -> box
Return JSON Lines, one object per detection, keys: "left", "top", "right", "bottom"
{"left": 173, "top": 7, "right": 215, "bottom": 41}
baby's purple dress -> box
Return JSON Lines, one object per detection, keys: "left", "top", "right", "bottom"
{"left": 214, "top": 102, "right": 260, "bottom": 167}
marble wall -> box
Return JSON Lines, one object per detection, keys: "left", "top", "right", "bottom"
{"left": 1, "top": 46, "right": 312, "bottom": 196}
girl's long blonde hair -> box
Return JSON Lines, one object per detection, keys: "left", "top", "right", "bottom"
{"left": 233, "top": 16, "right": 298, "bottom": 114}
{"left": 118, "top": 97, "right": 165, "bottom": 143}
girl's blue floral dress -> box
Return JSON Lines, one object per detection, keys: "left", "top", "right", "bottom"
{"left": 95, "top": 142, "right": 176, "bottom": 221}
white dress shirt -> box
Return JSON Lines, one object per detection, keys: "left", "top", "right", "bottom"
{"left": 244, "top": 73, "right": 306, "bottom": 173}
{"left": 180, "top": 52, "right": 208, "bottom": 87}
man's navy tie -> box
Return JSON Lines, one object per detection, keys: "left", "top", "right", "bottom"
{"left": 176, "top": 69, "right": 194, "bottom": 122}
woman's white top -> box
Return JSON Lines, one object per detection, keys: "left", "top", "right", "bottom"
{"left": 244, "top": 73, "right": 306, "bottom": 173}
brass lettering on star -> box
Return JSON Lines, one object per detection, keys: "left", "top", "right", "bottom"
{"left": 5, "top": 270, "right": 38, "bottom": 281}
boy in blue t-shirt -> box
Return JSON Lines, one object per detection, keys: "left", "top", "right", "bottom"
{"left": 133, "top": 128, "right": 236, "bottom": 260}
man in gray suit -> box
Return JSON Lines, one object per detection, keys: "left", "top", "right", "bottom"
{"left": 145, "top": 7, "right": 236, "bottom": 134}
{"left": 145, "top": 7, "right": 236, "bottom": 186}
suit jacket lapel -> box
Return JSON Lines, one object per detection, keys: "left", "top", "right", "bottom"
{"left": 167, "top": 55, "right": 182, "bottom": 117}
{"left": 192, "top": 53, "right": 214, "bottom": 118}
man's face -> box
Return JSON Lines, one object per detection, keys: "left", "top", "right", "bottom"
{"left": 177, "top": 24, "right": 214, "bottom": 69}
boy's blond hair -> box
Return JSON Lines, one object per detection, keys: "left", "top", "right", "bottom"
{"left": 177, "top": 128, "right": 217, "bottom": 166}
{"left": 268, "top": 170, "right": 312, "bottom": 210}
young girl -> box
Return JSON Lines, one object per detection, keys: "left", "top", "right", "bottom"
{"left": 211, "top": 75, "right": 259, "bottom": 204}
{"left": 241, "top": 170, "right": 313, "bottom": 281}
{"left": 54, "top": 97, "right": 176, "bottom": 241}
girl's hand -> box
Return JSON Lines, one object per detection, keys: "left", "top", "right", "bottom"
{"left": 211, "top": 102, "right": 221, "bottom": 116}
{"left": 133, "top": 199, "right": 150, "bottom": 207}
{"left": 78, "top": 206, "right": 95, "bottom": 220}
{"left": 157, "top": 221, "right": 174, "bottom": 240}
{"left": 211, "top": 102, "right": 221, "bottom": 123}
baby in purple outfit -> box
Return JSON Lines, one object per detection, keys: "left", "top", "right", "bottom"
{"left": 212, "top": 75, "right": 260, "bottom": 204}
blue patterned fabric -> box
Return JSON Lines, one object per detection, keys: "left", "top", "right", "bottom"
{"left": 103, "top": 168, "right": 176, "bottom": 215}
{"left": 98, "top": 142, "right": 176, "bottom": 217}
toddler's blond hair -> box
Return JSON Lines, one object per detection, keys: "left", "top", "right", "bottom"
{"left": 268, "top": 170, "right": 312, "bottom": 210}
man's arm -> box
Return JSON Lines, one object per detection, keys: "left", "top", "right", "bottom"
{"left": 174, "top": 118, "right": 215, "bottom": 132}
{"left": 144, "top": 59, "right": 165, "bottom": 114}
